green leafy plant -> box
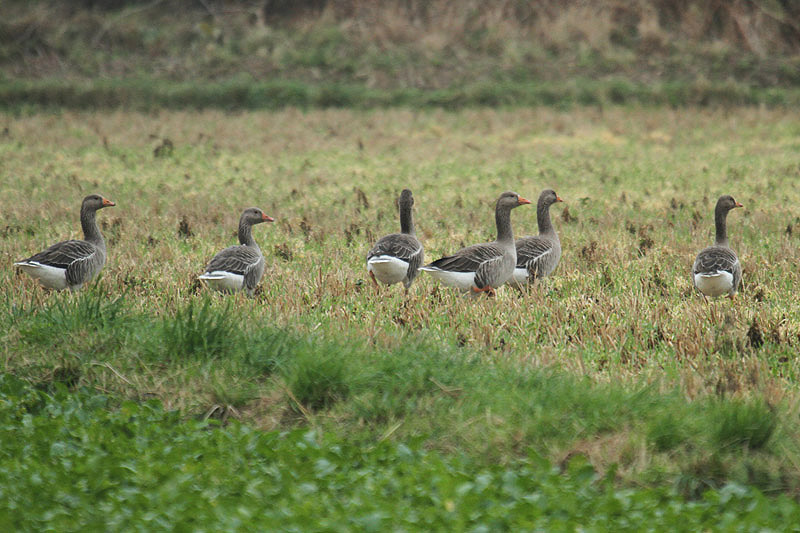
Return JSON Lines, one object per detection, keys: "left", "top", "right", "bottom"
{"left": 2, "top": 374, "right": 800, "bottom": 531}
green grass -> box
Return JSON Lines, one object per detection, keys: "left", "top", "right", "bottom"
{"left": 159, "top": 298, "right": 237, "bottom": 360}
{"left": 2, "top": 78, "right": 800, "bottom": 112}
{"left": 284, "top": 339, "right": 355, "bottom": 412}
{"left": 17, "top": 285, "right": 125, "bottom": 344}
{"left": 713, "top": 399, "right": 778, "bottom": 451}
{"left": 3, "top": 292, "right": 799, "bottom": 501}
{"left": 2, "top": 106, "right": 800, "bottom": 524}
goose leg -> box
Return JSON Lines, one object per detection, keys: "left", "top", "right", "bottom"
{"left": 471, "top": 286, "right": 496, "bottom": 297}
{"left": 369, "top": 271, "right": 379, "bottom": 288}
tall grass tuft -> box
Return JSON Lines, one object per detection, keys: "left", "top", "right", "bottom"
{"left": 282, "top": 340, "right": 355, "bottom": 412}
{"left": 243, "top": 329, "right": 294, "bottom": 376}
{"left": 647, "top": 410, "right": 691, "bottom": 452}
{"left": 210, "top": 377, "right": 258, "bottom": 410}
{"left": 713, "top": 399, "right": 777, "bottom": 451}
{"left": 159, "top": 299, "right": 238, "bottom": 360}
{"left": 20, "top": 286, "right": 127, "bottom": 345}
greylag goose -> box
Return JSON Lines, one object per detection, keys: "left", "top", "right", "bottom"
{"left": 692, "top": 195, "right": 743, "bottom": 299}
{"left": 14, "top": 194, "right": 115, "bottom": 291}
{"left": 366, "top": 189, "right": 424, "bottom": 290}
{"left": 510, "top": 189, "right": 563, "bottom": 287}
{"left": 420, "top": 191, "right": 530, "bottom": 296}
{"left": 199, "top": 207, "right": 274, "bottom": 295}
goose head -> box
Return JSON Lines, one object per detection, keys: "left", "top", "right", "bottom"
{"left": 538, "top": 189, "right": 563, "bottom": 209}
{"left": 83, "top": 194, "right": 115, "bottom": 210}
{"left": 716, "top": 195, "right": 743, "bottom": 213}
{"left": 241, "top": 207, "right": 275, "bottom": 225}
{"left": 497, "top": 191, "right": 531, "bottom": 210}
{"left": 398, "top": 188, "right": 414, "bottom": 209}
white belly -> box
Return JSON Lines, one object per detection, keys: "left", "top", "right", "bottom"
{"left": 420, "top": 267, "right": 476, "bottom": 290}
{"left": 508, "top": 268, "right": 529, "bottom": 287}
{"left": 694, "top": 271, "right": 734, "bottom": 297}
{"left": 199, "top": 271, "right": 245, "bottom": 293}
{"left": 367, "top": 256, "right": 409, "bottom": 285}
{"left": 15, "top": 261, "right": 69, "bottom": 290}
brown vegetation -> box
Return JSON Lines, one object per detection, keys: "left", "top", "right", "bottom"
{"left": 295, "top": 0, "right": 800, "bottom": 55}
{"left": 2, "top": 0, "right": 799, "bottom": 88}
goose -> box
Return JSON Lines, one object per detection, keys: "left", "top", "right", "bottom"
{"left": 199, "top": 207, "right": 273, "bottom": 296}
{"left": 14, "top": 194, "right": 115, "bottom": 291}
{"left": 420, "top": 191, "right": 530, "bottom": 296}
{"left": 366, "top": 189, "right": 424, "bottom": 290}
{"left": 692, "top": 195, "right": 743, "bottom": 299}
{"left": 510, "top": 189, "right": 563, "bottom": 288}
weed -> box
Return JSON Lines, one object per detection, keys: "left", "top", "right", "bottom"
{"left": 153, "top": 138, "right": 174, "bottom": 158}
{"left": 49, "top": 363, "right": 81, "bottom": 390}
{"left": 177, "top": 215, "right": 193, "bottom": 238}
{"left": 747, "top": 319, "right": 764, "bottom": 349}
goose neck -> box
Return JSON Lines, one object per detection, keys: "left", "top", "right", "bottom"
{"left": 80, "top": 206, "right": 104, "bottom": 248}
{"left": 399, "top": 201, "right": 415, "bottom": 235}
{"left": 238, "top": 220, "right": 257, "bottom": 247}
{"left": 537, "top": 201, "right": 555, "bottom": 236}
{"left": 495, "top": 206, "right": 514, "bottom": 243}
{"left": 714, "top": 206, "right": 729, "bottom": 246}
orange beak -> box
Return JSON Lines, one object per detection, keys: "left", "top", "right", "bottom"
{"left": 518, "top": 197, "right": 531, "bottom": 205}
{"left": 735, "top": 202, "right": 743, "bottom": 208}
{"left": 556, "top": 196, "right": 564, "bottom": 202}
{"left": 102, "top": 198, "right": 116, "bottom": 207}
{"left": 263, "top": 213, "right": 275, "bottom": 222}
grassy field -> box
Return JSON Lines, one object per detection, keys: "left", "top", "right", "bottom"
{"left": 3, "top": 106, "right": 800, "bottom": 526}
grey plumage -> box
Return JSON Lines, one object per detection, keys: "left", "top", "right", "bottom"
{"left": 14, "top": 194, "right": 115, "bottom": 291}
{"left": 426, "top": 242, "right": 506, "bottom": 286}
{"left": 693, "top": 246, "right": 741, "bottom": 282}
{"left": 421, "top": 191, "right": 531, "bottom": 295}
{"left": 205, "top": 245, "right": 265, "bottom": 289}
{"left": 692, "top": 195, "right": 743, "bottom": 298}
{"left": 366, "top": 189, "right": 424, "bottom": 289}
{"left": 199, "top": 207, "right": 273, "bottom": 296}
{"left": 511, "top": 189, "right": 563, "bottom": 287}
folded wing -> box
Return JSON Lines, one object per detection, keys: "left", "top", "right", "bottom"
{"left": 205, "top": 245, "right": 263, "bottom": 276}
